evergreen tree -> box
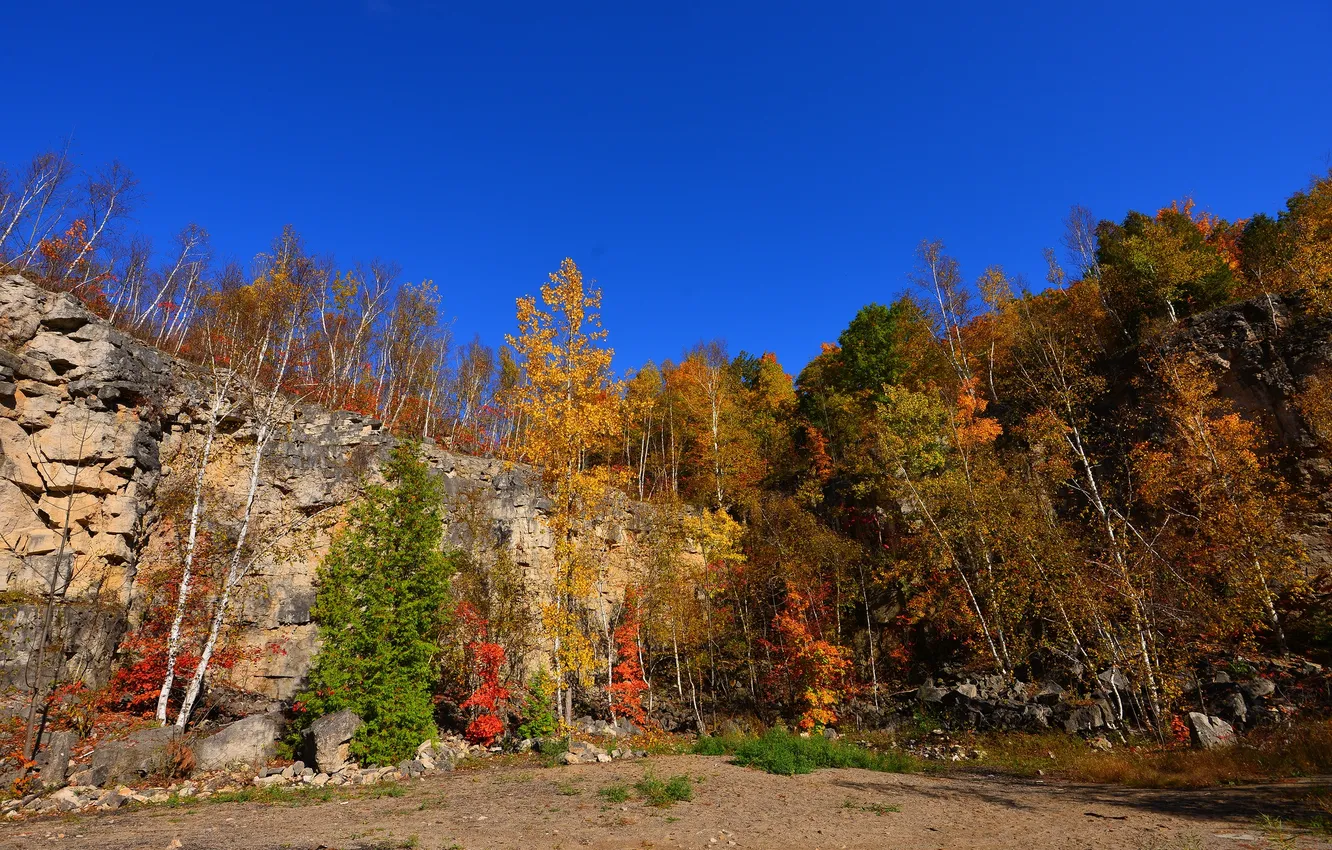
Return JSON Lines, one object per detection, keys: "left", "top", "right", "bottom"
{"left": 296, "top": 444, "right": 456, "bottom": 766}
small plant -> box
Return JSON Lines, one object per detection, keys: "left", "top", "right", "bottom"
{"left": 160, "top": 738, "right": 196, "bottom": 780}
{"left": 556, "top": 781, "right": 582, "bottom": 796}
{"left": 517, "top": 669, "right": 559, "bottom": 741}
{"left": 459, "top": 605, "right": 511, "bottom": 746}
{"left": 607, "top": 587, "right": 650, "bottom": 726}
{"left": 634, "top": 770, "right": 693, "bottom": 807}
{"left": 598, "top": 784, "right": 630, "bottom": 803}
{"left": 536, "top": 736, "right": 569, "bottom": 768}
{"left": 844, "top": 799, "right": 900, "bottom": 815}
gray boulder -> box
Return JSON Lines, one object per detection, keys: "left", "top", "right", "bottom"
{"left": 1035, "top": 682, "right": 1065, "bottom": 706}
{"left": 1098, "top": 667, "right": 1131, "bottom": 692}
{"left": 564, "top": 739, "right": 608, "bottom": 764}
{"left": 305, "top": 709, "right": 363, "bottom": 772}
{"left": 610, "top": 717, "right": 641, "bottom": 738}
{"left": 1240, "top": 678, "right": 1276, "bottom": 702}
{"left": 1062, "top": 703, "right": 1105, "bottom": 734}
{"left": 1021, "top": 703, "right": 1053, "bottom": 729}
{"left": 1218, "top": 692, "right": 1248, "bottom": 726}
{"left": 1187, "top": 712, "right": 1237, "bottom": 750}
{"left": 194, "top": 713, "right": 284, "bottom": 771}
{"left": 38, "top": 730, "right": 76, "bottom": 789}
{"left": 91, "top": 726, "right": 183, "bottom": 785}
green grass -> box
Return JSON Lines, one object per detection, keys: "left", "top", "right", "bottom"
{"left": 598, "top": 784, "right": 630, "bottom": 803}
{"left": 205, "top": 785, "right": 335, "bottom": 807}
{"left": 844, "top": 799, "right": 900, "bottom": 815}
{"left": 556, "top": 781, "right": 582, "bottom": 796}
{"left": 536, "top": 737, "right": 569, "bottom": 768}
{"left": 634, "top": 771, "right": 694, "bottom": 807}
{"left": 695, "top": 728, "right": 916, "bottom": 776}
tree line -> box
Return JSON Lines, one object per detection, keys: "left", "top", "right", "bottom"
{"left": 5, "top": 144, "right": 1331, "bottom": 746}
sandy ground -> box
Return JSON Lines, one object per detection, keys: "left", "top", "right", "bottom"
{"left": 2, "top": 755, "right": 1329, "bottom": 850}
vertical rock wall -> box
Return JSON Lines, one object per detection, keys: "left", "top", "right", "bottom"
{"left": 0, "top": 275, "right": 650, "bottom": 700}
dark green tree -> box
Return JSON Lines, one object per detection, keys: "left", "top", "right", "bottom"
{"left": 295, "top": 444, "right": 457, "bottom": 766}
{"left": 1238, "top": 213, "right": 1291, "bottom": 295}
{"left": 1096, "top": 207, "right": 1236, "bottom": 332}
{"left": 834, "top": 299, "right": 916, "bottom": 397}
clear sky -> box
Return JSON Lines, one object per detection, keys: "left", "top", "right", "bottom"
{"left": 4, "top": 1, "right": 1330, "bottom": 375}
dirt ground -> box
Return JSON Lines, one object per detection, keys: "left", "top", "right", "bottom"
{"left": 3, "top": 754, "right": 1329, "bottom": 850}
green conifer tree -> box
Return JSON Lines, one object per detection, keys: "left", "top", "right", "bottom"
{"left": 296, "top": 444, "right": 456, "bottom": 766}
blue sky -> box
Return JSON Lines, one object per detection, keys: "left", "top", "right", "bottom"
{"left": 4, "top": 2, "right": 1330, "bottom": 375}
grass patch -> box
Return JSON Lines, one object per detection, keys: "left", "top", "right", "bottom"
{"left": 536, "top": 737, "right": 569, "bottom": 768}
{"left": 598, "top": 784, "right": 630, "bottom": 803}
{"left": 697, "top": 728, "right": 916, "bottom": 776}
{"left": 634, "top": 771, "right": 693, "bottom": 807}
{"left": 206, "top": 785, "right": 335, "bottom": 807}
{"left": 925, "top": 720, "right": 1332, "bottom": 788}
{"left": 844, "top": 799, "right": 900, "bottom": 815}
{"left": 556, "top": 781, "right": 582, "bottom": 796}
{"left": 692, "top": 733, "right": 749, "bottom": 756}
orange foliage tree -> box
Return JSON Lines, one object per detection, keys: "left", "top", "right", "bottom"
{"left": 608, "top": 587, "right": 650, "bottom": 725}
{"left": 765, "top": 582, "right": 854, "bottom": 731}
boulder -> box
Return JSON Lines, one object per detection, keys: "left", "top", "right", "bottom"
{"left": 304, "top": 709, "right": 362, "bottom": 773}
{"left": 1021, "top": 703, "right": 1053, "bottom": 729}
{"left": 91, "top": 726, "right": 183, "bottom": 785}
{"left": 38, "top": 730, "right": 76, "bottom": 789}
{"left": 954, "top": 683, "right": 979, "bottom": 700}
{"left": 610, "top": 717, "right": 641, "bottom": 738}
{"left": 1217, "top": 692, "right": 1248, "bottom": 726}
{"left": 1062, "top": 703, "right": 1104, "bottom": 734}
{"left": 1186, "top": 712, "right": 1237, "bottom": 750}
{"left": 1240, "top": 678, "right": 1276, "bottom": 702}
{"left": 194, "top": 713, "right": 283, "bottom": 771}
{"left": 1098, "top": 667, "right": 1131, "bottom": 692}
{"left": 918, "top": 682, "right": 948, "bottom": 704}
{"left": 48, "top": 786, "right": 83, "bottom": 812}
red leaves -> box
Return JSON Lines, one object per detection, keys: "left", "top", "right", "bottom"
{"left": 459, "top": 608, "right": 511, "bottom": 745}
{"left": 608, "top": 587, "right": 650, "bottom": 726}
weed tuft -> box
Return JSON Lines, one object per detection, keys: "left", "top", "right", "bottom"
{"left": 696, "top": 728, "right": 915, "bottom": 776}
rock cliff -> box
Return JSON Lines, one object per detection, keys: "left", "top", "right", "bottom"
{"left": 0, "top": 274, "right": 650, "bottom": 702}
{"left": 1158, "top": 292, "right": 1332, "bottom": 568}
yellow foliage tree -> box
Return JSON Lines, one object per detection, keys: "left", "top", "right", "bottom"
{"left": 506, "top": 258, "right": 623, "bottom": 723}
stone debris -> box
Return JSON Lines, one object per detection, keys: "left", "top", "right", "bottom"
{"left": 2, "top": 729, "right": 501, "bottom": 820}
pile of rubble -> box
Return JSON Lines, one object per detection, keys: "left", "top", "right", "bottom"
{"left": 5, "top": 705, "right": 666, "bottom": 819}
{"left": 840, "top": 657, "right": 1317, "bottom": 747}
{"left": 897, "top": 729, "right": 987, "bottom": 762}
{"left": 3, "top": 708, "right": 496, "bottom": 819}
{"left": 560, "top": 739, "right": 649, "bottom": 765}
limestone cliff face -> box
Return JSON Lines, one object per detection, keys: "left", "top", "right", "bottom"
{"left": 0, "top": 275, "right": 649, "bottom": 701}
{"left": 1158, "top": 293, "right": 1332, "bottom": 569}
